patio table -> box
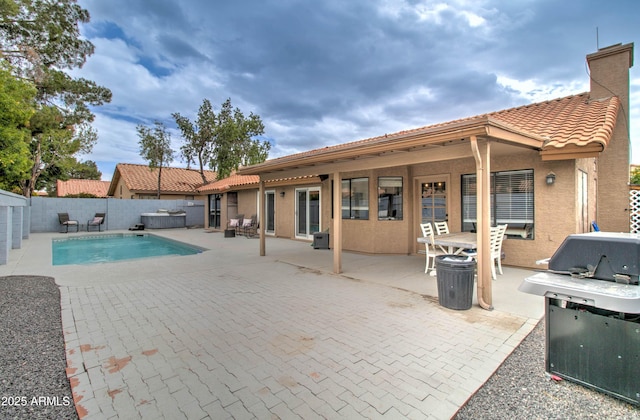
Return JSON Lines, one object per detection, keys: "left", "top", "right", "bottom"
{"left": 418, "top": 232, "right": 477, "bottom": 254}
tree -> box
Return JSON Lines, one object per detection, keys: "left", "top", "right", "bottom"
{"left": 0, "top": 64, "right": 36, "bottom": 192}
{"left": 0, "top": 0, "right": 112, "bottom": 196}
{"left": 173, "top": 98, "right": 269, "bottom": 181}
{"left": 631, "top": 167, "right": 640, "bottom": 185}
{"left": 68, "top": 160, "right": 101, "bottom": 179}
{"left": 39, "top": 159, "right": 101, "bottom": 194}
{"left": 137, "top": 121, "right": 174, "bottom": 199}
{"left": 173, "top": 99, "right": 216, "bottom": 184}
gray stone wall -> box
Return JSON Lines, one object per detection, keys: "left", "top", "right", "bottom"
{"left": 29, "top": 197, "right": 205, "bottom": 232}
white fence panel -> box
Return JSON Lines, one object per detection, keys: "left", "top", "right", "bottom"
{"left": 630, "top": 189, "right": 640, "bottom": 233}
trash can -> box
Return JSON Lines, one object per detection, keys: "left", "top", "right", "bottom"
{"left": 435, "top": 255, "right": 476, "bottom": 310}
{"left": 313, "top": 232, "right": 329, "bottom": 249}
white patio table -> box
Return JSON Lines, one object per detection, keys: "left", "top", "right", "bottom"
{"left": 417, "top": 232, "right": 477, "bottom": 254}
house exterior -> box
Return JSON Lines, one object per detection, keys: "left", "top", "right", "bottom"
{"left": 108, "top": 163, "right": 217, "bottom": 200}
{"left": 56, "top": 179, "right": 111, "bottom": 197}
{"left": 198, "top": 172, "right": 260, "bottom": 229}
{"left": 199, "top": 173, "right": 323, "bottom": 232}
{"left": 206, "top": 43, "right": 633, "bottom": 307}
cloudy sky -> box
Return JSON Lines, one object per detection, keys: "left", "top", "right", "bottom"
{"left": 73, "top": 0, "right": 640, "bottom": 181}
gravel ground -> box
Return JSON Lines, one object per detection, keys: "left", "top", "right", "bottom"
{"left": 455, "top": 319, "right": 640, "bottom": 419}
{"left": 1, "top": 275, "right": 639, "bottom": 420}
{"left": 0, "top": 276, "right": 77, "bottom": 420}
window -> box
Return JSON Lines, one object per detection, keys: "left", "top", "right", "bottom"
{"left": 378, "top": 177, "right": 403, "bottom": 220}
{"left": 227, "top": 192, "right": 238, "bottom": 218}
{"left": 462, "top": 169, "right": 534, "bottom": 239}
{"left": 342, "top": 178, "right": 369, "bottom": 219}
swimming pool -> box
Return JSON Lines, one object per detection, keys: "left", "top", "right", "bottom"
{"left": 52, "top": 233, "right": 205, "bottom": 266}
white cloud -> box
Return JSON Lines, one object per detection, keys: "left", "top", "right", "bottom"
{"left": 496, "top": 74, "right": 588, "bottom": 104}
{"left": 71, "top": 0, "right": 640, "bottom": 179}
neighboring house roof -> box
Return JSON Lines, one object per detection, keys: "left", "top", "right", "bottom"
{"left": 107, "top": 163, "right": 217, "bottom": 196}
{"left": 57, "top": 179, "right": 111, "bottom": 197}
{"left": 239, "top": 92, "right": 620, "bottom": 175}
{"left": 198, "top": 172, "right": 260, "bottom": 193}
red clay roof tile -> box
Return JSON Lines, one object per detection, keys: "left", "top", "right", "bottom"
{"left": 56, "top": 179, "right": 111, "bottom": 197}
{"left": 240, "top": 93, "right": 619, "bottom": 170}
{"left": 198, "top": 173, "right": 260, "bottom": 193}
{"left": 113, "top": 163, "right": 217, "bottom": 194}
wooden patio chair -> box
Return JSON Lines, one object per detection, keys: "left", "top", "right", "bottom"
{"left": 490, "top": 224, "right": 508, "bottom": 280}
{"left": 58, "top": 213, "right": 79, "bottom": 233}
{"left": 434, "top": 221, "right": 449, "bottom": 236}
{"left": 419, "top": 222, "right": 445, "bottom": 275}
{"left": 460, "top": 224, "right": 507, "bottom": 280}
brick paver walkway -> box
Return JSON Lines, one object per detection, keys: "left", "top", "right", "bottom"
{"left": 57, "top": 234, "right": 533, "bottom": 419}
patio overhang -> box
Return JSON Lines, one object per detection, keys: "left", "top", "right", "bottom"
{"left": 240, "top": 119, "right": 548, "bottom": 310}
{"left": 238, "top": 117, "right": 545, "bottom": 180}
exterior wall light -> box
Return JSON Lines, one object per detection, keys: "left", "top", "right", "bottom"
{"left": 280, "top": 191, "right": 285, "bottom": 197}
{"left": 546, "top": 172, "right": 556, "bottom": 185}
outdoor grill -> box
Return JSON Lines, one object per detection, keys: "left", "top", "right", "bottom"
{"left": 519, "top": 232, "right": 640, "bottom": 406}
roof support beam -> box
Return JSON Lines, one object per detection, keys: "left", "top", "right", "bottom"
{"left": 332, "top": 171, "right": 342, "bottom": 274}
{"left": 257, "top": 142, "right": 475, "bottom": 182}
{"left": 259, "top": 179, "right": 265, "bottom": 256}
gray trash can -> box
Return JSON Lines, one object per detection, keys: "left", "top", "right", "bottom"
{"left": 435, "top": 255, "right": 475, "bottom": 310}
{"left": 313, "top": 232, "right": 329, "bottom": 249}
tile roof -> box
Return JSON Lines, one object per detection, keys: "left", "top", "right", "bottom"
{"left": 487, "top": 93, "right": 620, "bottom": 152}
{"left": 198, "top": 172, "right": 259, "bottom": 193}
{"left": 239, "top": 92, "right": 620, "bottom": 173}
{"left": 110, "top": 163, "right": 217, "bottom": 195}
{"left": 56, "top": 179, "right": 111, "bottom": 197}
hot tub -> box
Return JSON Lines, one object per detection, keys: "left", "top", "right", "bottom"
{"left": 140, "top": 212, "right": 186, "bottom": 229}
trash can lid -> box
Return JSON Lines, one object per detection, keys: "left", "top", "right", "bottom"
{"left": 436, "top": 254, "right": 474, "bottom": 263}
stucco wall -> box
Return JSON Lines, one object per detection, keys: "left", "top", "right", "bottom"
{"left": 210, "top": 144, "right": 612, "bottom": 269}
{"left": 29, "top": 197, "right": 204, "bottom": 232}
{"left": 262, "top": 147, "right": 597, "bottom": 269}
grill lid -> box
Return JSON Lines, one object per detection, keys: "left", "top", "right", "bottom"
{"left": 548, "top": 232, "right": 640, "bottom": 285}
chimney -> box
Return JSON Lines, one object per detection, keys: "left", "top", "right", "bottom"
{"left": 587, "top": 42, "right": 634, "bottom": 232}
{"left": 587, "top": 43, "right": 633, "bottom": 104}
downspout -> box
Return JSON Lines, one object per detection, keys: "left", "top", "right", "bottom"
{"left": 470, "top": 137, "right": 493, "bottom": 310}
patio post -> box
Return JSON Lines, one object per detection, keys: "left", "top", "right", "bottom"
{"left": 333, "top": 171, "right": 342, "bottom": 273}
{"left": 471, "top": 137, "right": 493, "bottom": 310}
{"left": 259, "top": 179, "right": 266, "bottom": 256}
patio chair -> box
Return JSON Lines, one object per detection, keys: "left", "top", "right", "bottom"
{"left": 227, "top": 214, "right": 244, "bottom": 235}
{"left": 434, "top": 221, "right": 449, "bottom": 236}
{"left": 241, "top": 214, "right": 258, "bottom": 238}
{"left": 460, "top": 224, "right": 507, "bottom": 280}
{"left": 87, "top": 213, "right": 106, "bottom": 232}
{"left": 58, "top": 213, "right": 79, "bottom": 233}
{"left": 491, "top": 224, "right": 508, "bottom": 280}
{"left": 419, "top": 223, "right": 445, "bottom": 275}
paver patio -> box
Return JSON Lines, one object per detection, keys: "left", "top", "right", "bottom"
{"left": 1, "top": 230, "right": 543, "bottom": 419}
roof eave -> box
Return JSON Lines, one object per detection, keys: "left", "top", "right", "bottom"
{"left": 540, "top": 143, "right": 604, "bottom": 161}
{"left": 238, "top": 118, "right": 545, "bottom": 176}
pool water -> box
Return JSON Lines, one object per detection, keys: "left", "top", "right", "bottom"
{"left": 52, "top": 233, "right": 205, "bottom": 266}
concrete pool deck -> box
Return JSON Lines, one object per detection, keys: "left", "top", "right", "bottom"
{"left": 1, "top": 229, "right": 544, "bottom": 419}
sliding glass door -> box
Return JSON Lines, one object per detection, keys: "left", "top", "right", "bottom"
{"left": 295, "top": 187, "right": 321, "bottom": 239}
{"left": 265, "top": 190, "right": 276, "bottom": 235}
